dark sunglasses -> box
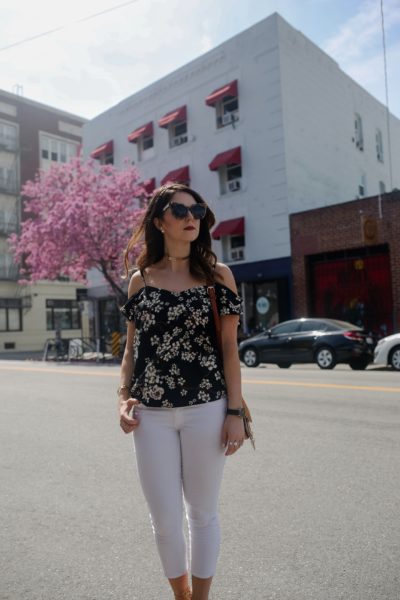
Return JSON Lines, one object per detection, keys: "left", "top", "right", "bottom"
{"left": 162, "top": 201, "right": 207, "bottom": 220}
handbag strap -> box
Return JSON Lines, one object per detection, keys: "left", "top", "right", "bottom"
{"left": 207, "top": 285, "right": 252, "bottom": 424}
{"left": 207, "top": 286, "right": 222, "bottom": 355}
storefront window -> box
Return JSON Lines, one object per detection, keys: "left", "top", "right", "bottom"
{"left": 0, "top": 299, "right": 22, "bottom": 331}
{"left": 46, "top": 299, "right": 81, "bottom": 330}
{"left": 243, "top": 281, "right": 279, "bottom": 335}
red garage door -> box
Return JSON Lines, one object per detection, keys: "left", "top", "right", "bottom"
{"left": 310, "top": 251, "right": 393, "bottom": 335}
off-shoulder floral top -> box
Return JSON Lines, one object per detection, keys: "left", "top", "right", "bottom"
{"left": 120, "top": 282, "right": 242, "bottom": 408}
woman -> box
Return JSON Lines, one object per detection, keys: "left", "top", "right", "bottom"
{"left": 119, "top": 183, "right": 245, "bottom": 600}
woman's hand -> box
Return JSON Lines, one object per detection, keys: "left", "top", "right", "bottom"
{"left": 119, "top": 397, "right": 140, "bottom": 434}
{"left": 221, "top": 415, "right": 245, "bottom": 456}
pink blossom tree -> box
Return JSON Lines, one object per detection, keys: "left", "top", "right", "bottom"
{"left": 9, "top": 158, "right": 145, "bottom": 303}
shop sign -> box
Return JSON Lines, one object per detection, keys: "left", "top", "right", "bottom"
{"left": 256, "top": 296, "right": 270, "bottom": 315}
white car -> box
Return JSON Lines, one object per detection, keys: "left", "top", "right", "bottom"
{"left": 373, "top": 333, "right": 400, "bottom": 370}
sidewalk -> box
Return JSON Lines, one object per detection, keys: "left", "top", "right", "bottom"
{"left": 0, "top": 350, "right": 120, "bottom": 363}
{"left": 0, "top": 350, "right": 44, "bottom": 361}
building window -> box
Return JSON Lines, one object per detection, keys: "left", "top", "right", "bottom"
{"left": 0, "top": 166, "right": 17, "bottom": 194}
{"left": 219, "top": 164, "right": 242, "bottom": 195}
{"left": 128, "top": 123, "right": 154, "bottom": 162}
{"left": 0, "top": 298, "right": 22, "bottom": 331}
{"left": 228, "top": 234, "right": 245, "bottom": 262}
{"left": 212, "top": 216, "right": 245, "bottom": 261}
{"left": 46, "top": 299, "right": 81, "bottom": 330}
{"left": 209, "top": 147, "right": 242, "bottom": 195}
{"left": 158, "top": 106, "right": 187, "bottom": 148}
{"left": 379, "top": 181, "right": 386, "bottom": 194}
{"left": 138, "top": 134, "right": 154, "bottom": 161}
{"left": 205, "top": 80, "right": 239, "bottom": 129}
{"left": 169, "top": 120, "right": 188, "bottom": 148}
{"left": 216, "top": 96, "right": 239, "bottom": 129}
{"left": 354, "top": 113, "right": 364, "bottom": 151}
{"left": 160, "top": 166, "right": 190, "bottom": 186}
{"left": 101, "top": 152, "right": 114, "bottom": 165}
{"left": 227, "top": 164, "right": 242, "bottom": 191}
{"left": 0, "top": 206, "right": 18, "bottom": 234}
{"left": 90, "top": 140, "right": 114, "bottom": 165}
{"left": 0, "top": 250, "right": 18, "bottom": 280}
{"left": 376, "top": 129, "right": 384, "bottom": 162}
{"left": 358, "top": 173, "right": 367, "bottom": 197}
{"left": 0, "top": 121, "right": 18, "bottom": 151}
{"left": 40, "top": 134, "right": 79, "bottom": 168}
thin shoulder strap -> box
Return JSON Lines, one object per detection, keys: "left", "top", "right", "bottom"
{"left": 139, "top": 269, "right": 147, "bottom": 287}
{"left": 207, "top": 286, "right": 222, "bottom": 356}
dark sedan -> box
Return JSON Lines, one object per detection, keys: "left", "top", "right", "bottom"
{"left": 238, "top": 318, "right": 376, "bottom": 370}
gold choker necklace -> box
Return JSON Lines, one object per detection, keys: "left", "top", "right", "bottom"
{"left": 165, "top": 253, "right": 190, "bottom": 261}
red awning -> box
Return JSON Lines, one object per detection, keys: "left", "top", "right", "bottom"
{"left": 160, "top": 165, "right": 190, "bottom": 186}
{"left": 212, "top": 217, "right": 244, "bottom": 240}
{"left": 209, "top": 146, "right": 241, "bottom": 171}
{"left": 128, "top": 122, "right": 153, "bottom": 143}
{"left": 90, "top": 140, "right": 113, "bottom": 159}
{"left": 142, "top": 177, "right": 156, "bottom": 195}
{"left": 158, "top": 105, "right": 187, "bottom": 128}
{"left": 205, "top": 80, "right": 238, "bottom": 106}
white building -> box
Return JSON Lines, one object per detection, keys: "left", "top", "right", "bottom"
{"left": 82, "top": 12, "right": 400, "bottom": 333}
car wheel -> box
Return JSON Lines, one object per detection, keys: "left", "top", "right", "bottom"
{"left": 349, "top": 359, "right": 369, "bottom": 370}
{"left": 242, "top": 347, "right": 259, "bottom": 367}
{"left": 277, "top": 362, "right": 292, "bottom": 368}
{"left": 315, "top": 346, "right": 336, "bottom": 369}
{"left": 389, "top": 346, "right": 400, "bottom": 371}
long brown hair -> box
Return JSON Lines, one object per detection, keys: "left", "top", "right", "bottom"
{"left": 123, "top": 183, "right": 219, "bottom": 284}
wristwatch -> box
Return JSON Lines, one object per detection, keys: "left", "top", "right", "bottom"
{"left": 226, "top": 407, "right": 246, "bottom": 418}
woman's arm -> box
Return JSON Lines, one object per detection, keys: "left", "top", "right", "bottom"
{"left": 118, "top": 271, "right": 144, "bottom": 433}
{"left": 215, "top": 263, "right": 243, "bottom": 409}
{"left": 215, "top": 264, "right": 245, "bottom": 455}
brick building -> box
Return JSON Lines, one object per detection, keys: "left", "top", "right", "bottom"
{"left": 0, "top": 89, "right": 88, "bottom": 352}
{"left": 290, "top": 190, "right": 400, "bottom": 336}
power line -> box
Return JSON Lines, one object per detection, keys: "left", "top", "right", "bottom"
{"left": 0, "top": 0, "right": 140, "bottom": 53}
{"left": 380, "top": 0, "right": 393, "bottom": 191}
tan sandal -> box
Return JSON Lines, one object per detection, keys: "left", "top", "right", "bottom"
{"left": 174, "top": 589, "right": 192, "bottom": 600}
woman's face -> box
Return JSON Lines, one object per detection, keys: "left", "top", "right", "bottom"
{"left": 155, "top": 191, "right": 202, "bottom": 242}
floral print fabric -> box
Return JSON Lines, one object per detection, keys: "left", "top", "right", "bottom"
{"left": 120, "top": 283, "right": 242, "bottom": 408}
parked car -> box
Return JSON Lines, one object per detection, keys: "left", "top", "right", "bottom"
{"left": 238, "top": 318, "right": 376, "bottom": 370}
{"left": 373, "top": 333, "right": 400, "bottom": 370}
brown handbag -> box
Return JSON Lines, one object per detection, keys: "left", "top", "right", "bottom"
{"left": 207, "top": 286, "right": 255, "bottom": 450}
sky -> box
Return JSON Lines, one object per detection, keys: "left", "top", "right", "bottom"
{"left": 0, "top": 0, "right": 399, "bottom": 120}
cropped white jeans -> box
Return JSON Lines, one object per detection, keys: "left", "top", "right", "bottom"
{"left": 132, "top": 397, "right": 227, "bottom": 579}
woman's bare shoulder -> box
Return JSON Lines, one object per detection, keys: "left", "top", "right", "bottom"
{"left": 128, "top": 270, "right": 145, "bottom": 298}
{"left": 214, "top": 262, "right": 238, "bottom": 294}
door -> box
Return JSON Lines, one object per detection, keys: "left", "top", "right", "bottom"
{"left": 260, "top": 321, "right": 301, "bottom": 362}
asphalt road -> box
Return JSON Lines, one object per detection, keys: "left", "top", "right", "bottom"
{"left": 1, "top": 361, "right": 399, "bottom": 600}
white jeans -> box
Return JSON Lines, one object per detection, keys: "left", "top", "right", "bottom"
{"left": 132, "top": 397, "right": 227, "bottom": 579}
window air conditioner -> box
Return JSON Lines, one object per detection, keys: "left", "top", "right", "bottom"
{"left": 221, "top": 113, "right": 232, "bottom": 126}
{"left": 172, "top": 135, "right": 188, "bottom": 147}
{"left": 230, "top": 248, "right": 244, "bottom": 261}
{"left": 228, "top": 179, "right": 241, "bottom": 192}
